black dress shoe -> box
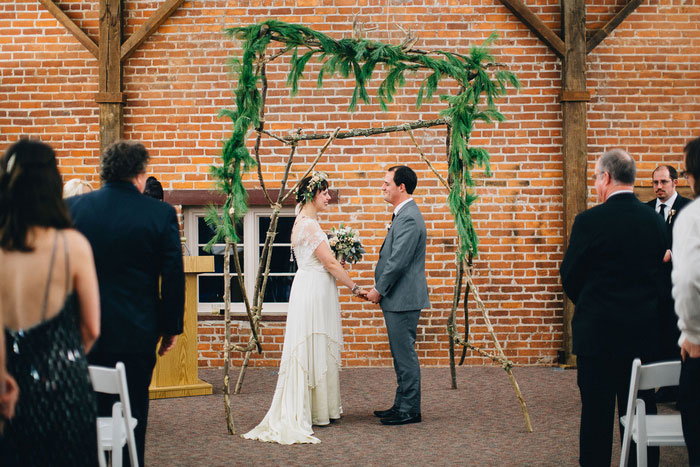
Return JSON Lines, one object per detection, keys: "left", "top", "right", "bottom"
{"left": 380, "top": 411, "right": 421, "bottom": 425}
{"left": 373, "top": 406, "right": 399, "bottom": 418}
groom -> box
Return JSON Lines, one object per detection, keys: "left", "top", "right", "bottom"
{"left": 366, "top": 165, "right": 430, "bottom": 426}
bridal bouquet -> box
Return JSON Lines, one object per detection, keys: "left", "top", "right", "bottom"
{"left": 328, "top": 224, "right": 365, "bottom": 264}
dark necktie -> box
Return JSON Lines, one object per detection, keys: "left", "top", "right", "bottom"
{"left": 659, "top": 203, "right": 666, "bottom": 221}
{"left": 391, "top": 213, "right": 395, "bottom": 221}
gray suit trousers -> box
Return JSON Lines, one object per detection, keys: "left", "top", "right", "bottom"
{"left": 383, "top": 309, "right": 421, "bottom": 414}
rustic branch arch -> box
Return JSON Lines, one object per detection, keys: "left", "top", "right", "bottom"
{"left": 207, "top": 20, "right": 535, "bottom": 434}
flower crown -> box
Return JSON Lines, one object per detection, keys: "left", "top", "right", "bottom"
{"left": 299, "top": 171, "right": 328, "bottom": 204}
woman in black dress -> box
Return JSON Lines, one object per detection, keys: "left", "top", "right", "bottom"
{"left": 0, "top": 139, "right": 101, "bottom": 466}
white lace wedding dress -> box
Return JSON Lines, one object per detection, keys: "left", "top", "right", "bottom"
{"left": 242, "top": 216, "right": 343, "bottom": 444}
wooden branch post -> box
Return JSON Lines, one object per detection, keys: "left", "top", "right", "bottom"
{"left": 561, "top": 0, "right": 589, "bottom": 365}
{"left": 97, "top": 0, "right": 124, "bottom": 153}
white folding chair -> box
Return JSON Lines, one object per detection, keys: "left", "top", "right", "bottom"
{"left": 89, "top": 362, "right": 139, "bottom": 467}
{"left": 619, "top": 358, "right": 685, "bottom": 467}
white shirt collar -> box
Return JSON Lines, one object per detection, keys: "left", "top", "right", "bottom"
{"left": 393, "top": 198, "right": 413, "bottom": 216}
{"left": 607, "top": 189, "right": 634, "bottom": 199}
{"left": 656, "top": 191, "right": 677, "bottom": 209}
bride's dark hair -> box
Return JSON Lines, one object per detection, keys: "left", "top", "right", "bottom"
{"left": 0, "top": 139, "right": 71, "bottom": 251}
{"left": 295, "top": 174, "right": 329, "bottom": 204}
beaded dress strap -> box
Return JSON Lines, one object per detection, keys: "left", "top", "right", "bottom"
{"left": 62, "top": 230, "right": 70, "bottom": 296}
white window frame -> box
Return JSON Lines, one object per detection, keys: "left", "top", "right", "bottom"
{"left": 184, "top": 206, "right": 296, "bottom": 315}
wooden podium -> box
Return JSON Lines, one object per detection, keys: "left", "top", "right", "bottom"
{"left": 149, "top": 256, "right": 214, "bottom": 399}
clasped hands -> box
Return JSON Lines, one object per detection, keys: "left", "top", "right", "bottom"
{"left": 354, "top": 287, "right": 381, "bottom": 304}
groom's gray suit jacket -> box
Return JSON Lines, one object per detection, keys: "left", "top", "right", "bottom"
{"left": 375, "top": 200, "right": 430, "bottom": 312}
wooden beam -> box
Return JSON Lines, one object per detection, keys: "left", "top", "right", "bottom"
{"left": 498, "top": 0, "right": 566, "bottom": 58}
{"left": 38, "top": 0, "right": 98, "bottom": 58}
{"left": 586, "top": 0, "right": 643, "bottom": 54}
{"left": 560, "top": 90, "right": 591, "bottom": 102}
{"left": 164, "top": 189, "right": 340, "bottom": 207}
{"left": 121, "top": 0, "right": 186, "bottom": 62}
{"left": 561, "top": 0, "right": 588, "bottom": 365}
{"left": 99, "top": 0, "right": 124, "bottom": 153}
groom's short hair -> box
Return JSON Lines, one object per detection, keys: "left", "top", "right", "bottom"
{"left": 388, "top": 165, "right": 417, "bottom": 194}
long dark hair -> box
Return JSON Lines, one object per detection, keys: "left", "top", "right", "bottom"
{"left": 0, "top": 139, "right": 71, "bottom": 251}
{"left": 685, "top": 137, "right": 700, "bottom": 198}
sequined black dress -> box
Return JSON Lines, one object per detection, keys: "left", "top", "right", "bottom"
{"left": 1, "top": 232, "right": 98, "bottom": 466}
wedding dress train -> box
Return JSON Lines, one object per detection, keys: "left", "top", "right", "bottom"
{"left": 243, "top": 216, "right": 343, "bottom": 444}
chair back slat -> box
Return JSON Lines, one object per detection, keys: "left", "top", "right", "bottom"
{"left": 636, "top": 360, "right": 681, "bottom": 391}
{"left": 89, "top": 366, "right": 121, "bottom": 395}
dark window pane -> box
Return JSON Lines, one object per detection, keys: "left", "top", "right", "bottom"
{"left": 263, "top": 275, "right": 294, "bottom": 303}
{"left": 198, "top": 217, "right": 216, "bottom": 244}
{"left": 198, "top": 275, "right": 244, "bottom": 303}
{"left": 260, "top": 246, "right": 297, "bottom": 273}
{"left": 197, "top": 246, "right": 245, "bottom": 273}
{"left": 198, "top": 216, "right": 243, "bottom": 244}
{"left": 258, "top": 216, "right": 295, "bottom": 244}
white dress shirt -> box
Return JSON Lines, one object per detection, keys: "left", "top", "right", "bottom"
{"left": 672, "top": 197, "right": 700, "bottom": 346}
{"left": 655, "top": 191, "right": 678, "bottom": 222}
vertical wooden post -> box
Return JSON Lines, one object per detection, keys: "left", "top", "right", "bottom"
{"left": 97, "top": 0, "right": 124, "bottom": 154}
{"left": 560, "top": 0, "right": 590, "bottom": 364}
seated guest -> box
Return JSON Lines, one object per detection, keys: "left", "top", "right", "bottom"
{"left": 671, "top": 136, "right": 700, "bottom": 466}
{"left": 63, "top": 178, "right": 93, "bottom": 198}
{"left": 67, "top": 140, "right": 185, "bottom": 467}
{"left": 0, "top": 139, "right": 101, "bottom": 466}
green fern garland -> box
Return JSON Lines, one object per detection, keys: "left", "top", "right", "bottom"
{"left": 210, "top": 19, "right": 519, "bottom": 259}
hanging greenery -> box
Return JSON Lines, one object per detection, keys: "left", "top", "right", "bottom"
{"left": 212, "top": 19, "right": 519, "bottom": 259}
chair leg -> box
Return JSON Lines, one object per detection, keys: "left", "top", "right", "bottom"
{"left": 620, "top": 419, "right": 631, "bottom": 466}
{"left": 112, "top": 402, "right": 124, "bottom": 467}
{"left": 96, "top": 420, "right": 107, "bottom": 467}
{"left": 635, "top": 399, "right": 648, "bottom": 467}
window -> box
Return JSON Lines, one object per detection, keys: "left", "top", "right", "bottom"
{"left": 184, "top": 207, "right": 297, "bottom": 314}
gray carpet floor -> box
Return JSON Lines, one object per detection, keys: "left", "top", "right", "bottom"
{"left": 145, "top": 366, "right": 688, "bottom": 466}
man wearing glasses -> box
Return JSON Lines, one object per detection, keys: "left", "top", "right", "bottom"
{"left": 646, "top": 165, "right": 691, "bottom": 235}
{"left": 646, "top": 166, "right": 692, "bottom": 405}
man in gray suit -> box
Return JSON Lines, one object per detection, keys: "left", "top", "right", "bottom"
{"left": 366, "top": 166, "right": 430, "bottom": 426}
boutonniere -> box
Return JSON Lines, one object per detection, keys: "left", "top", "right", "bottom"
{"left": 668, "top": 209, "right": 676, "bottom": 224}
{"left": 386, "top": 221, "right": 392, "bottom": 231}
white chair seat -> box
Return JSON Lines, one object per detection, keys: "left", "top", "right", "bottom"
{"left": 621, "top": 413, "right": 685, "bottom": 446}
{"left": 97, "top": 412, "right": 138, "bottom": 449}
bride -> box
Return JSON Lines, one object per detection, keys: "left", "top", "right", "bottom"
{"left": 243, "top": 172, "right": 367, "bottom": 444}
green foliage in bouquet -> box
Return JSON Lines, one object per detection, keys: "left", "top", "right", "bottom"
{"left": 219, "top": 19, "right": 519, "bottom": 259}
{"left": 328, "top": 224, "right": 365, "bottom": 264}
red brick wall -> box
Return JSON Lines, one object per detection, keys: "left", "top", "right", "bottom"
{"left": 2, "top": 1, "right": 698, "bottom": 369}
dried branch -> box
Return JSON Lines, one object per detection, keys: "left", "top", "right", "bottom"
{"left": 280, "top": 127, "right": 341, "bottom": 203}
{"left": 405, "top": 128, "right": 450, "bottom": 191}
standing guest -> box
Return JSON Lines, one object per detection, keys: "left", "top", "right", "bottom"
{"left": 671, "top": 136, "right": 700, "bottom": 466}
{"left": 67, "top": 140, "right": 185, "bottom": 466}
{"left": 63, "top": 178, "right": 94, "bottom": 198}
{"left": 647, "top": 165, "right": 692, "bottom": 233}
{"left": 561, "top": 149, "right": 668, "bottom": 467}
{"left": 646, "top": 165, "right": 692, "bottom": 403}
{"left": 144, "top": 175, "right": 164, "bottom": 201}
{"left": 366, "top": 165, "right": 430, "bottom": 426}
{"left": 0, "top": 139, "right": 101, "bottom": 466}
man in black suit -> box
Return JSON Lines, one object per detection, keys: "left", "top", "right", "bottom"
{"left": 647, "top": 165, "right": 692, "bottom": 403}
{"left": 561, "top": 149, "right": 669, "bottom": 467}
{"left": 67, "top": 141, "right": 184, "bottom": 466}
{"left": 646, "top": 165, "right": 692, "bottom": 236}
